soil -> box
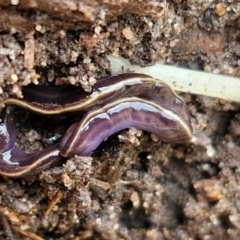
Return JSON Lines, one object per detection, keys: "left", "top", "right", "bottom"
{"left": 1, "top": 1, "right": 240, "bottom": 240}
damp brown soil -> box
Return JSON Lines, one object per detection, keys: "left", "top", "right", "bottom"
{"left": 1, "top": 1, "right": 240, "bottom": 240}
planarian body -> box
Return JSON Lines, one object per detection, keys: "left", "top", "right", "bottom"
{"left": 0, "top": 73, "right": 192, "bottom": 177}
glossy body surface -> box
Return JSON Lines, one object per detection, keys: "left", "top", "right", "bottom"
{"left": 0, "top": 73, "right": 192, "bottom": 177}
{"left": 60, "top": 97, "right": 192, "bottom": 157}
{"left": 4, "top": 73, "right": 190, "bottom": 122}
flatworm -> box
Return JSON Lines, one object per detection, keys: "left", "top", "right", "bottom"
{"left": 60, "top": 97, "right": 192, "bottom": 157}
{"left": 0, "top": 73, "right": 192, "bottom": 177}
{"left": 4, "top": 73, "right": 190, "bottom": 122}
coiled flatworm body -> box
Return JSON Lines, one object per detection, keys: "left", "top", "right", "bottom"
{"left": 0, "top": 73, "right": 192, "bottom": 177}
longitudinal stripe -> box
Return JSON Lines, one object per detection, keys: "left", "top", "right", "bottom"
{"left": 60, "top": 97, "right": 192, "bottom": 157}
{"left": 0, "top": 145, "right": 62, "bottom": 177}
{"left": 3, "top": 73, "right": 189, "bottom": 122}
{"left": 0, "top": 73, "right": 192, "bottom": 177}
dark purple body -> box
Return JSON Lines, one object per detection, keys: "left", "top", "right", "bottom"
{"left": 60, "top": 98, "right": 192, "bottom": 157}
{"left": 0, "top": 73, "right": 192, "bottom": 177}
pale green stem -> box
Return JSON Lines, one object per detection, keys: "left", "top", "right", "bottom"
{"left": 107, "top": 55, "right": 240, "bottom": 103}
